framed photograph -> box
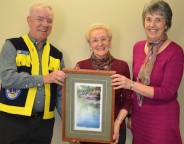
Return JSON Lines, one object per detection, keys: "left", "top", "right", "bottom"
{"left": 62, "top": 68, "right": 116, "bottom": 143}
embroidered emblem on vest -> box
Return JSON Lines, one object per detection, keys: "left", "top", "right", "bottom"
{"left": 5, "top": 89, "right": 22, "bottom": 100}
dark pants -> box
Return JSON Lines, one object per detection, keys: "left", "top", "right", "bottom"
{"left": 81, "top": 127, "right": 126, "bottom": 144}
{"left": 0, "top": 111, "right": 55, "bottom": 144}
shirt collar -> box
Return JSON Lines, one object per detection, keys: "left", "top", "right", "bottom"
{"left": 28, "top": 33, "right": 46, "bottom": 48}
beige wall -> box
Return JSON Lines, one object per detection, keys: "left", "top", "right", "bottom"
{"left": 0, "top": 0, "right": 183, "bottom": 144}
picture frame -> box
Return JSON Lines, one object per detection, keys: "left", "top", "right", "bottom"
{"left": 62, "top": 68, "right": 116, "bottom": 143}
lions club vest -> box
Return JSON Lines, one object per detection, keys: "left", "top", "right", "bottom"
{"left": 0, "top": 35, "right": 63, "bottom": 119}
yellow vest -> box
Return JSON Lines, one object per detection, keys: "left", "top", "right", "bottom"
{"left": 0, "top": 35, "right": 62, "bottom": 119}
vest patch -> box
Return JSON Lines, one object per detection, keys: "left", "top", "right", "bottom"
{"left": 5, "top": 89, "right": 22, "bottom": 100}
{"left": 17, "top": 50, "right": 30, "bottom": 55}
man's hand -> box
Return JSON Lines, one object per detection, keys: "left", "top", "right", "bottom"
{"left": 43, "top": 70, "right": 66, "bottom": 86}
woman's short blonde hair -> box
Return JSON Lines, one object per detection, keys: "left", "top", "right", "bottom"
{"left": 85, "top": 23, "right": 112, "bottom": 42}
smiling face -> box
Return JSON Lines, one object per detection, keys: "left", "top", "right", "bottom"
{"left": 144, "top": 12, "right": 167, "bottom": 42}
{"left": 27, "top": 5, "right": 54, "bottom": 44}
{"left": 89, "top": 29, "right": 111, "bottom": 59}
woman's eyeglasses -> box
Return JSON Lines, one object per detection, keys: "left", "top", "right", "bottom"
{"left": 90, "top": 37, "right": 110, "bottom": 44}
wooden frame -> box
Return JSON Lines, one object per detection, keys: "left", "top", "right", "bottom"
{"left": 62, "top": 68, "right": 115, "bottom": 143}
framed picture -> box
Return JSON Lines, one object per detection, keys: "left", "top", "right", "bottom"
{"left": 62, "top": 68, "right": 116, "bottom": 143}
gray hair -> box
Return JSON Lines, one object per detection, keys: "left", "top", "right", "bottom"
{"left": 142, "top": 0, "right": 172, "bottom": 31}
{"left": 29, "top": 3, "right": 53, "bottom": 16}
{"left": 85, "top": 23, "right": 112, "bottom": 42}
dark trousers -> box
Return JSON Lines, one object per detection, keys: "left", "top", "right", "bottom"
{"left": 0, "top": 111, "right": 55, "bottom": 144}
{"left": 81, "top": 127, "right": 126, "bottom": 144}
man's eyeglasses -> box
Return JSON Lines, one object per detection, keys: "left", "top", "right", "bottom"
{"left": 90, "top": 37, "right": 110, "bottom": 44}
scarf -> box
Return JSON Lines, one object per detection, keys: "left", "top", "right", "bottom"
{"left": 136, "top": 33, "right": 168, "bottom": 107}
{"left": 91, "top": 52, "right": 114, "bottom": 70}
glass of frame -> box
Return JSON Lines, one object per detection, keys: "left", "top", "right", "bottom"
{"left": 62, "top": 68, "right": 116, "bottom": 143}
